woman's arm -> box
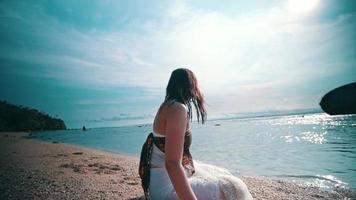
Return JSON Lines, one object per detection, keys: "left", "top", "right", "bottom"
{"left": 165, "top": 102, "right": 197, "bottom": 200}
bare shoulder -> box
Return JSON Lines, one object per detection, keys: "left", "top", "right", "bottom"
{"left": 166, "top": 101, "right": 187, "bottom": 116}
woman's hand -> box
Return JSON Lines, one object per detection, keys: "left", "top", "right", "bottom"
{"left": 165, "top": 102, "right": 197, "bottom": 200}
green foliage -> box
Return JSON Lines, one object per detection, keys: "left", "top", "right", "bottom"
{"left": 0, "top": 100, "right": 66, "bottom": 131}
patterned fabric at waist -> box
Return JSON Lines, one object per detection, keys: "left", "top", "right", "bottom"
{"left": 138, "top": 132, "right": 195, "bottom": 199}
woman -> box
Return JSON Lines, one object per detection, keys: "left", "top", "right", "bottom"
{"left": 139, "top": 68, "right": 253, "bottom": 200}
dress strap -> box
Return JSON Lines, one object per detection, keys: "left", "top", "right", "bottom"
{"left": 152, "top": 131, "right": 165, "bottom": 137}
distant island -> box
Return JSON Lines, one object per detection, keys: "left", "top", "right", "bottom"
{"left": 319, "top": 82, "right": 356, "bottom": 115}
{"left": 0, "top": 100, "right": 66, "bottom": 131}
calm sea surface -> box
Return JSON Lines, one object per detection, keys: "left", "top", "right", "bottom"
{"left": 32, "top": 113, "right": 356, "bottom": 189}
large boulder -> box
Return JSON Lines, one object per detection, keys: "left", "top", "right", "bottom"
{"left": 319, "top": 82, "right": 356, "bottom": 115}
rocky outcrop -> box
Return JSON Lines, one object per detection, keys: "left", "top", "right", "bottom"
{"left": 0, "top": 100, "right": 66, "bottom": 131}
{"left": 319, "top": 82, "right": 356, "bottom": 115}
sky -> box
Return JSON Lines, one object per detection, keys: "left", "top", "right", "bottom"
{"left": 0, "top": 0, "right": 355, "bottom": 128}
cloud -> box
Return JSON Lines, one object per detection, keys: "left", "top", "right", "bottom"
{"left": 0, "top": 0, "right": 355, "bottom": 125}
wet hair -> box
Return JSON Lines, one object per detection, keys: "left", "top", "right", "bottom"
{"left": 164, "top": 68, "right": 207, "bottom": 124}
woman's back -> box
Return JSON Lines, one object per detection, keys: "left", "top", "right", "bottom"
{"left": 152, "top": 99, "right": 191, "bottom": 137}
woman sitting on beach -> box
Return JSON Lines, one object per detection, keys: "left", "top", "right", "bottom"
{"left": 139, "top": 68, "right": 253, "bottom": 200}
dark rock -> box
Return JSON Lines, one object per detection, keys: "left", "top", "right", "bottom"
{"left": 319, "top": 82, "right": 356, "bottom": 115}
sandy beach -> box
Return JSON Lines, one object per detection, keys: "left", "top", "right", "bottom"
{"left": 0, "top": 132, "right": 354, "bottom": 200}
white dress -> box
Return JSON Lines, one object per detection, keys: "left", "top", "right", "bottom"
{"left": 148, "top": 131, "right": 253, "bottom": 200}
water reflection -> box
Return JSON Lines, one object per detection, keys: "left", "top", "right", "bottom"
{"left": 301, "top": 131, "right": 327, "bottom": 144}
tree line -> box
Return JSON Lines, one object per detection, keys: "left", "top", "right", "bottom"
{"left": 0, "top": 100, "right": 66, "bottom": 131}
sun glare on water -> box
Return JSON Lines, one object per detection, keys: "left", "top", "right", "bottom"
{"left": 288, "top": 0, "right": 319, "bottom": 14}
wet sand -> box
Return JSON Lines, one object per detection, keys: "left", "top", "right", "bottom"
{"left": 0, "top": 132, "right": 354, "bottom": 200}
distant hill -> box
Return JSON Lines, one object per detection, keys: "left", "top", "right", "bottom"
{"left": 319, "top": 82, "right": 356, "bottom": 115}
{"left": 0, "top": 100, "right": 66, "bottom": 131}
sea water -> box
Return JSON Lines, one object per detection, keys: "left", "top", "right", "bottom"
{"left": 32, "top": 113, "right": 356, "bottom": 189}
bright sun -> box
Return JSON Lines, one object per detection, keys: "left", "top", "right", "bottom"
{"left": 288, "top": 0, "right": 319, "bottom": 14}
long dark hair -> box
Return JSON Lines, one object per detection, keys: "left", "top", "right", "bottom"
{"left": 164, "top": 68, "right": 207, "bottom": 124}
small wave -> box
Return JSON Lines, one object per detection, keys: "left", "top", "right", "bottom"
{"left": 327, "top": 141, "right": 352, "bottom": 145}
{"left": 276, "top": 174, "right": 340, "bottom": 183}
{"left": 274, "top": 174, "right": 348, "bottom": 189}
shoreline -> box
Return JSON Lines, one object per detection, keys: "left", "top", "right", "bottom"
{"left": 27, "top": 131, "right": 352, "bottom": 190}
{"left": 1, "top": 132, "right": 355, "bottom": 200}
